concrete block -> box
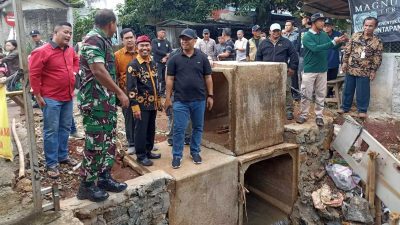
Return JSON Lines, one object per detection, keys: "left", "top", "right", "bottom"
{"left": 203, "top": 61, "right": 286, "bottom": 156}
{"left": 237, "top": 143, "right": 299, "bottom": 225}
{"left": 147, "top": 141, "right": 239, "bottom": 225}
{"left": 370, "top": 53, "right": 400, "bottom": 115}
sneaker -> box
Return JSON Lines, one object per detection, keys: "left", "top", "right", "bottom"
{"left": 172, "top": 157, "right": 182, "bottom": 169}
{"left": 191, "top": 154, "right": 202, "bottom": 164}
{"left": 70, "top": 132, "right": 84, "bottom": 140}
{"left": 286, "top": 112, "right": 294, "bottom": 120}
{"left": 316, "top": 118, "right": 324, "bottom": 126}
{"left": 296, "top": 116, "right": 307, "bottom": 124}
{"left": 167, "top": 139, "right": 173, "bottom": 146}
{"left": 127, "top": 146, "right": 135, "bottom": 155}
{"left": 137, "top": 157, "right": 153, "bottom": 166}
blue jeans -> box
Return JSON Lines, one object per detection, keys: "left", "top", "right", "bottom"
{"left": 341, "top": 74, "right": 370, "bottom": 113}
{"left": 172, "top": 100, "right": 206, "bottom": 158}
{"left": 43, "top": 98, "right": 73, "bottom": 168}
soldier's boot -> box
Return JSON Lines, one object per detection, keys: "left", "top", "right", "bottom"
{"left": 98, "top": 170, "right": 127, "bottom": 193}
{"left": 77, "top": 180, "right": 109, "bottom": 202}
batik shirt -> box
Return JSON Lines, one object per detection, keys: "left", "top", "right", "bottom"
{"left": 78, "top": 27, "right": 117, "bottom": 114}
{"left": 126, "top": 55, "right": 161, "bottom": 112}
{"left": 342, "top": 32, "right": 383, "bottom": 77}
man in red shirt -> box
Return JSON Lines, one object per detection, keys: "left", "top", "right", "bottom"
{"left": 29, "top": 22, "right": 79, "bottom": 179}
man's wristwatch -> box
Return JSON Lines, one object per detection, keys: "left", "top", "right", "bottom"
{"left": 207, "top": 94, "right": 213, "bottom": 99}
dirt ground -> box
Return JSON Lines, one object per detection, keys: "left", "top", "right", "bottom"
{"left": 5, "top": 98, "right": 170, "bottom": 201}
{"left": 4, "top": 97, "right": 400, "bottom": 208}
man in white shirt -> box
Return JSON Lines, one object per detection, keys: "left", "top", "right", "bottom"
{"left": 234, "top": 30, "right": 247, "bottom": 61}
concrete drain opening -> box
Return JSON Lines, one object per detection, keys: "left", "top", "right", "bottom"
{"left": 203, "top": 71, "right": 231, "bottom": 151}
{"left": 238, "top": 144, "right": 299, "bottom": 225}
{"left": 203, "top": 62, "right": 286, "bottom": 156}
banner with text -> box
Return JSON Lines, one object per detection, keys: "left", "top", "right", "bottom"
{"left": 349, "top": 0, "right": 400, "bottom": 42}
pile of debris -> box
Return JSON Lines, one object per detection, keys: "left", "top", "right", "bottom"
{"left": 290, "top": 116, "right": 400, "bottom": 225}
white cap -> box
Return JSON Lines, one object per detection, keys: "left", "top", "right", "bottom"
{"left": 270, "top": 23, "right": 281, "bottom": 31}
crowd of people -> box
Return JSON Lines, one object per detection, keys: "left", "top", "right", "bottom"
{"left": 0, "top": 8, "right": 383, "bottom": 203}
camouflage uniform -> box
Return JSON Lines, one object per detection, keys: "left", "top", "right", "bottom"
{"left": 78, "top": 28, "right": 117, "bottom": 182}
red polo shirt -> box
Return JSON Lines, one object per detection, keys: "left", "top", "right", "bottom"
{"left": 29, "top": 41, "right": 79, "bottom": 101}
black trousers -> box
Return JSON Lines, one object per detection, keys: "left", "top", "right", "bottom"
{"left": 135, "top": 110, "right": 157, "bottom": 160}
{"left": 327, "top": 67, "right": 339, "bottom": 97}
{"left": 122, "top": 107, "right": 135, "bottom": 147}
{"left": 156, "top": 63, "right": 166, "bottom": 95}
{"left": 291, "top": 70, "right": 300, "bottom": 100}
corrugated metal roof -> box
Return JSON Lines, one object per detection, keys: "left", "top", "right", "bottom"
{"left": 303, "top": 0, "right": 350, "bottom": 19}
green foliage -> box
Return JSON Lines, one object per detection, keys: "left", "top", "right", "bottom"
{"left": 65, "top": 0, "right": 85, "bottom": 8}
{"left": 73, "top": 9, "right": 96, "bottom": 44}
{"left": 117, "top": 0, "right": 298, "bottom": 31}
{"left": 117, "top": 0, "right": 224, "bottom": 32}
{"left": 333, "top": 19, "right": 351, "bottom": 33}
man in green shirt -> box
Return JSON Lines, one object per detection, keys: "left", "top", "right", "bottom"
{"left": 297, "top": 13, "right": 347, "bottom": 126}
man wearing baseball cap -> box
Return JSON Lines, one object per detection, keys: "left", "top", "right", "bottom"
{"left": 126, "top": 35, "right": 162, "bottom": 166}
{"left": 165, "top": 28, "right": 213, "bottom": 169}
{"left": 246, "top": 25, "right": 265, "bottom": 61}
{"left": 256, "top": 23, "right": 299, "bottom": 120}
{"left": 297, "top": 13, "right": 347, "bottom": 126}
{"left": 198, "top": 28, "right": 217, "bottom": 59}
{"left": 29, "top": 30, "right": 46, "bottom": 51}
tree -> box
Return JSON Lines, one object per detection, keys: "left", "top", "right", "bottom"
{"left": 73, "top": 9, "right": 95, "bottom": 44}
{"left": 117, "top": 0, "right": 224, "bottom": 33}
{"left": 117, "top": 0, "right": 298, "bottom": 32}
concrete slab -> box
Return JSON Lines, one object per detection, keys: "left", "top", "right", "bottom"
{"left": 203, "top": 61, "right": 286, "bottom": 156}
{"left": 147, "top": 141, "right": 239, "bottom": 225}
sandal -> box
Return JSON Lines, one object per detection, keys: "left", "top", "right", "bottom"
{"left": 47, "top": 167, "right": 60, "bottom": 179}
{"left": 59, "top": 158, "right": 79, "bottom": 167}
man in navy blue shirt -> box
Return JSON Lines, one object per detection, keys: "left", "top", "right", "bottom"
{"left": 324, "top": 18, "right": 342, "bottom": 97}
{"left": 165, "top": 28, "right": 214, "bottom": 169}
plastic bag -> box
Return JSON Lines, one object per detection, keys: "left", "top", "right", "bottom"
{"left": 326, "top": 164, "right": 357, "bottom": 191}
{"left": 0, "top": 85, "right": 13, "bottom": 160}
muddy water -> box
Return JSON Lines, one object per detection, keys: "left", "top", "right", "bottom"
{"left": 244, "top": 193, "right": 288, "bottom": 225}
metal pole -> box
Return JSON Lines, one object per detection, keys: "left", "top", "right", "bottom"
{"left": 12, "top": 0, "right": 42, "bottom": 212}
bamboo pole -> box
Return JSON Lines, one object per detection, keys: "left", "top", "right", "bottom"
{"left": 390, "top": 213, "right": 400, "bottom": 225}
{"left": 12, "top": 0, "right": 42, "bottom": 212}
{"left": 368, "top": 151, "right": 377, "bottom": 217}
{"left": 11, "top": 118, "right": 25, "bottom": 178}
{"left": 375, "top": 197, "right": 382, "bottom": 225}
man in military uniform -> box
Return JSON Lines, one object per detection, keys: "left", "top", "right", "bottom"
{"left": 77, "top": 9, "right": 129, "bottom": 202}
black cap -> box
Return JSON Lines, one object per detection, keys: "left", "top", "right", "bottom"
{"left": 203, "top": 29, "right": 210, "bottom": 34}
{"left": 30, "top": 30, "right": 40, "bottom": 36}
{"left": 324, "top": 18, "right": 334, "bottom": 25}
{"left": 179, "top": 28, "right": 197, "bottom": 39}
{"left": 310, "top": 12, "right": 326, "bottom": 23}
{"left": 252, "top": 25, "right": 261, "bottom": 31}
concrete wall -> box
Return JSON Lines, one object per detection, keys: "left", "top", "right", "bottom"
{"left": 369, "top": 53, "right": 400, "bottom": 116}
{"left": 61, "top": 170, "right": 173, "bottom": 225}
{"left": 0, "top": 0, "right": 70, "bottom": 50}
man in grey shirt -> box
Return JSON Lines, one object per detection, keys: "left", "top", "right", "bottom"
{"left": 198, "top": 29, "right": 217, "bottom": 59}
